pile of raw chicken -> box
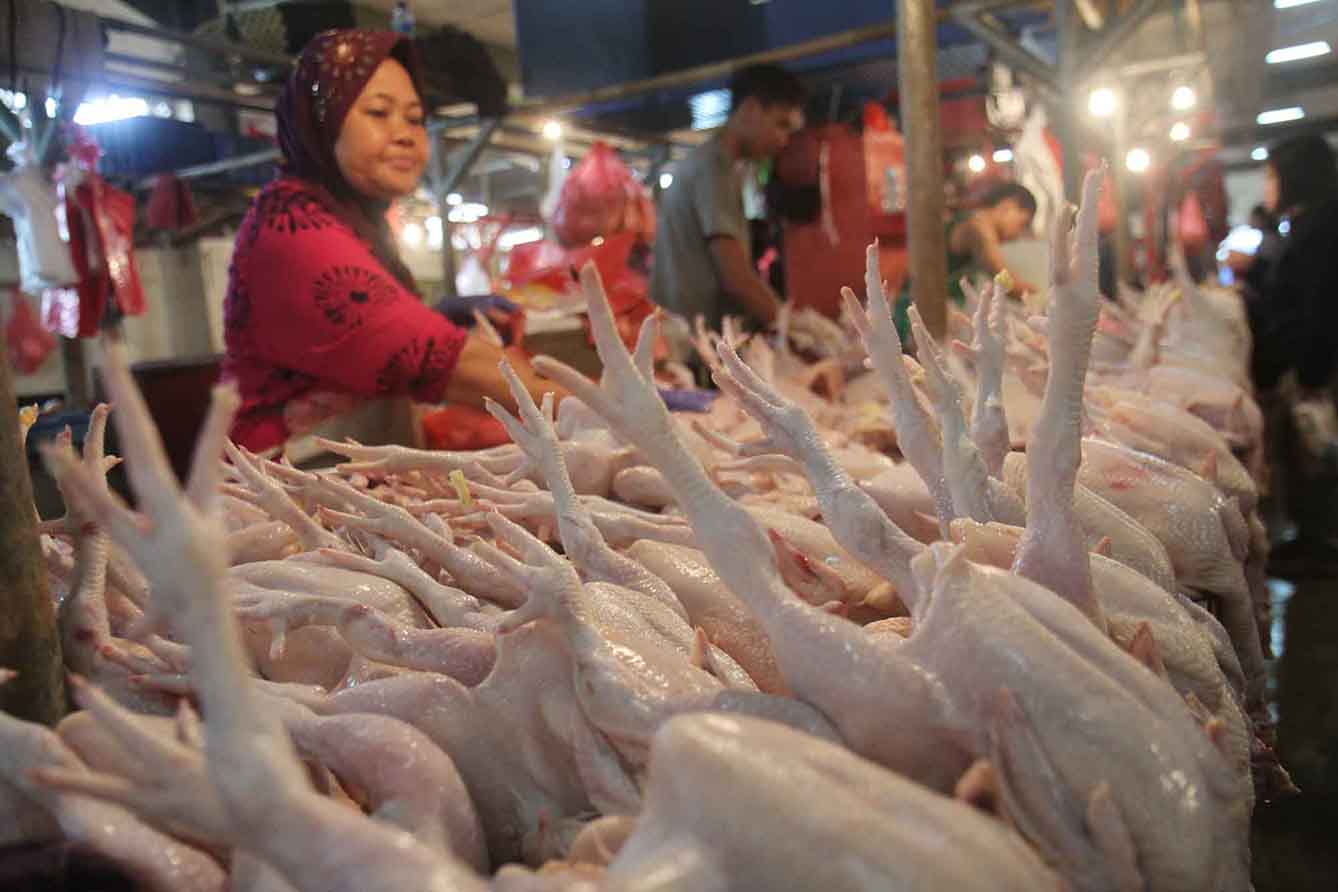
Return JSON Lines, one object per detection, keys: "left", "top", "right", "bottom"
{"left": 3, "top": 174, "right": 1284, "bottom": 891}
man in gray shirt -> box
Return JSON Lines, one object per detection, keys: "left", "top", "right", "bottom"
{"left": 651, "top": 65, "right": 805, "bottom": 330}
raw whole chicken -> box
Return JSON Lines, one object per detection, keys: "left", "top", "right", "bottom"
{"left": 528, "top": 184, "right": 1253, "bottom": 890}
{"left": 2, "top": 166, "right": 1275, "bottom": 892}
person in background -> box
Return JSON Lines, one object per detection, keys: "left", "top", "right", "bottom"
{"left": 1249, "top": 134, "right": 1338, "bottom": 565}
{"left": 1236, "top": 204, "right": 1282, "bottom": 303}
{"left": 895, "top": 181, "right": 1039, "bottom": 337}
{"left": 222, "top": 29, "right": 562, "bottom": 453}
{"left": 1251, "top": 136, "right": 1338, "bottom": 394}
{"left": 1250, "top": 203, "right": 1278, "bottom": 233}
{"left": 650, "top": 64, "right": 806, "bottom": 330}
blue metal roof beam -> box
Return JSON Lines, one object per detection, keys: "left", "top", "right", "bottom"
{"left": 510, "top": 1, "right": 1050, "bottom": 124}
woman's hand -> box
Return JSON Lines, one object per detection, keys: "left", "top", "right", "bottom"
{"left": 444, "top": 335, "right": 568, "bottom": 412}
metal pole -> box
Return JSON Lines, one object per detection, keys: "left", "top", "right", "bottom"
{"left": 441, "top": 118, "right": 505, "bottom": 202}
{"left": 897, "top": 0, "right": 949, "bottom": 340}
{"left": 1054, "top": 0, "right": 1084, "bottom": 198}
{"left": 1104, "top": 51, "right": 1204, "bottom": 82}
{"left": 434, "top": 118, "right": 503, "bottom": 298}
{"left": 1072, "top": 0, "right": 1163, "bottom": 85}
{"left": 0, "top": 336, "right": 65, "bottom": 725}
{"left": 99, "top": 17, "right": 293, "bottom": 69}
{"left": 949, "top": 12, "right": 1059, "bottom": 103}
{"left": 136, "top": 149, "right": 282, "bottom": 190}
{"left": 6, "top": 63, "right": 275, "bottom": 114}
{"left": 428, "top": 132, "right": 453, "bottom": 298}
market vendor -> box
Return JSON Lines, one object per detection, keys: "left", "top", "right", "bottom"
{"left": 650, "top": 64, "right": 806, "bottom": 330}
{"left": 223, "top": 29, "right": 563, "bottom": 452}
{"left": 894, "top": 181, "right": 1039, "bottom": 337}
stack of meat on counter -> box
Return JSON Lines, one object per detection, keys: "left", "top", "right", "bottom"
{"left": 3, "top": 173, "right": 1281, "bottom": 891}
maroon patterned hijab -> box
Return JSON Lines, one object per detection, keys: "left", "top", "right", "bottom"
{"left": 274, "top": 29, "right": 423, "bottom": 290}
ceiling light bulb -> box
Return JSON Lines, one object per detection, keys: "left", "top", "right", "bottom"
{"left": 1251, "top": 146, "right": 1268, "bottom": 162}
{"left": 1088, "top": 87, "right": 1117, "bottom": 118}
{"left": 992, "top": 148, "right": 1014, "bottom": 163}
{"left": 967, "top": 154, "right": 986, "bottom": 173}
{"left": 1170, "top": 86, "right": 1196, "bottom": 110}
{"left": 1265, "top": 41, "right": 1331, "bottom": 64}
{"left": 542, "top": 120, "right": 563, "bottom": 141}
{"left": 1125, "top": 147, "right": 1151, "bottom": 173}
{"left": 1256, "top": 106, "right": 1304, "bottom": 125}
{"left": 1169, "top": 122, "right": 1191, "bottom": 142}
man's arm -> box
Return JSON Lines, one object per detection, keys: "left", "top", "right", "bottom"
{"left": 708, "top": 236, "right": 782, "bottom": 326}
{"left": 955, "top": 218, "right": 1039, "bottom": 296}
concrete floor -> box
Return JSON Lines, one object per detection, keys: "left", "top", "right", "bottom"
{"left": 1251, "top": 565, "right": 1338, "bottom": 891}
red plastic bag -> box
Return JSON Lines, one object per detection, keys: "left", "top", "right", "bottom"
{"left": 551, "top": 142, "right": 654, "bottom": 247}
{"left": 6, "top": 290, "right": 57, "bottom": 374}
{"left": 505, "top": 231, "right": 657, "bottom": 353}
{"left": 1177, "top": 191, "right": 1209, "bottom": 251}
{"left": 146, "top": 174, "right": 199, "bottom": 231}
{"left": 1092, "top": 162, "right": 1118, "bottom": 234}
{"left": 508, "top": 231, "right": 642, "bottom": 297}
{"left": 421, "top": 403, "right": 511, "bottom": 451}
{"left": 59, "top": 129, "right": 146, "bottom": 336}
{"left": 863, "top": 102, "right": 906, "bottom": 216}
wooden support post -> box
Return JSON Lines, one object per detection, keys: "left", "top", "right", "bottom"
{"left": 1111, "top": 109, "right": 1131, "bottom": 287}
{"left": 61, "top": 338, "right": 90, "bottom": 409}
{"left": 0, "top": 338, "right": 65, "bottom": 724}
{"left": 1054, "top": 0, "right": 1084, "bottom": 198}
{"left": 897, "top": 0, "right": 948, "bottom": 340}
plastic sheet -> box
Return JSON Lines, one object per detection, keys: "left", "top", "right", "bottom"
{"left": 5, "top": 289, "right": 57, "bottom": 373}
{"left": 433, "top": 294, "right": 518, "bottom": 326}
{"left": 0, "top": 142, "right": 78, "bottom": 293}
{"left": 422, "top": 403, "right": 511, "bottom": 450}
{"left": 658, "top": 387, "right": 718, "bottom": 413}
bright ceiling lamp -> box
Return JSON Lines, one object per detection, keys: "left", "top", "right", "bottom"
{"left": 1088, "top": 87, "right": 1117, "bottom": 117}
{"left": 1274, "top": 0, "right": 1323, "bottom": 9}
{"left": 1265, "top": 41, "right": 1331, "bottom": 64}
{"left": 447, "top": 202, "right": 489, "bottom": 224}
{"left": 1251, "top": 146, "right": 1269, "bottom": 161}
{"left": 1125, "top": 147, "right": 1151, "bottom": 173}
{"left": 967, "top": 154, "right": 986, "bottom": 173}
{"left": 992, "top": 148, "right": 1014, "bottom": 163}
{"left": 1170, "top": 86, "right": 1196, "bottom": 110}
{"left": 689, "top": 88, "right": 731, "bottom": 130}
{"left": 1256, "top": 106, "right": 1304, "bottom": 125}
{"left": 542, "top": 120, "right": 563, "bottom": 140}
{"left": 498, "top": 227, "right": 545, "bottom": 250}
{"left": 73, "top": 95, "right": 149, "bottom": 126}
{"left": 425, "top": 215, "right": 443, "bottom": 249}
{"left": 1169, "top": 121, "right": 1191, "bottom": 142}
